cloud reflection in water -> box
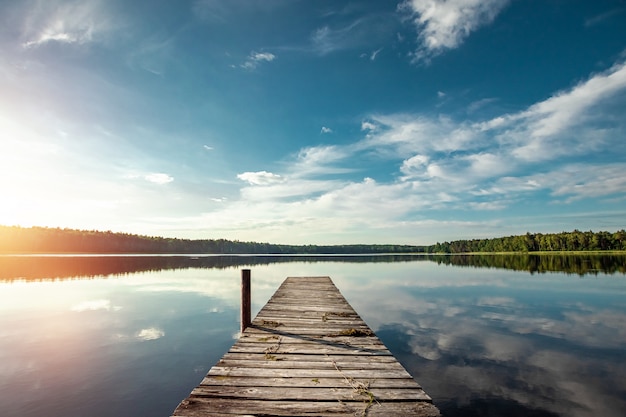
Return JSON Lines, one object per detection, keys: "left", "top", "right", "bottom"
{"left": 334, "top": 263, "right": 626, "bottom": 417}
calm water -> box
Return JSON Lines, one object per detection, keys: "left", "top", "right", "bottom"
{"left": 1, "top": 254, "right": 625, "bottom": 417}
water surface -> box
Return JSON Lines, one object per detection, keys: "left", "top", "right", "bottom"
{"left": 1, "top": 255, "right": 625, "bottom": 417}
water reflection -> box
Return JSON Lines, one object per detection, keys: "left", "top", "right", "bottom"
{"left": 1, "top": 253, "right": 625, "bottom": 282}
{"left": 0, "top": 256, "right": 624, "bottom": 417}
{"left": 0, "top": 269, "right": 241, "bottom": 417}
{"left": 330, "top": 262, "right": 626, "bottom": 417}
{"left": 430, "top": 253, "right": 626, "bottom": 275}
{"left": 0, "top": 254, "right": 428, "bottom": 282}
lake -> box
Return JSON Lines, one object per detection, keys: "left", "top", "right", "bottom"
{"left": 1, "top": 254, "right": 625, "bottom": 417}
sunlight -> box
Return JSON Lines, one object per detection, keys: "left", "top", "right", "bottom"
{"left": 0, "top": 119, "right": 61, "bottom": 227}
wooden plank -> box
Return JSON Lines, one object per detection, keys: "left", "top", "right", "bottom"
{"left": 244, "top": 323, "right": 374, "bottom": 331}
{"left": 190, "top": 386, "right": 432, "bottom": 401}
{"left": 172, "top": 276, "right": 440, "bottom": 417}
{"left": 217, "top": 354, "right": 399, "bottom": 368}
{"left": 237, "top": 333, "right": 382, "bottom": 343}
{"left": 173, "top": 399, "right": 441, "bottom": 417}
{"left": 219, "top": 352, "right": 400, "bottom": 364}
{"left": 206, "top": 366, "right": 413, "bottom": 379}
{"left": 199, "top": 376, "right": 422, "bottom": 389}
{"left": 213, "top": 358, "right": 408, "bottom": 371}
{"left": 228, "top": 344, "right": 391, "bottom": 355}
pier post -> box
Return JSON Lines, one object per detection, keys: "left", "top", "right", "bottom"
{"left": 241, "top": 269, "right": 251, "bottom": 333}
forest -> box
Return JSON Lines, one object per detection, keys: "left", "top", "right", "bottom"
{"left": 0, "top": 225, "right": 425, "bottom": 254}
{"left": 427, "top": 229, "right": 626, "bottom": 253}
{"left": 0, "top": 225, "right": 624, "bottom": 254}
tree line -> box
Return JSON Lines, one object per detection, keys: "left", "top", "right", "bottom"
{"left": 1, "top": 225, "right": 624, "bottom": 254}
{"left": 428, "top": 229, "right": 626, "bottom": 253}
{"left": 0, "top": 225, "right": 426, "bottom": 254}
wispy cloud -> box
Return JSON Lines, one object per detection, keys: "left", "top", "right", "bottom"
{"left": 241, "top": 51, "right": 276, "bottom": 70}
{"left": 144, "top": 173, "right": 174, "bottom": 185}
{"left": 361, "top": 121, "right": 377, "bottom": 131}
{"left": 533, "top": 164, "right": 626, "bottom": 203}
{"left": 488, "top": 61, "right": 626, "bottom": 161}
{"left": 400, "top": 0, "right": 510, "bottom": 62}
{"left": 237, "top": 171, "right": 283, "bottom": 185}
{"left": 467, "top": 97, "right": 498, "bottom": 113}
{"left": 310, "top": 18, "right": 372, "bottom": 55}
{"left": 20, "top": 0, "right": 115, "bottom": 48}
{"left": 369, "top": 47, "right": 383, "bottom": 60}
{"left": 293, "top": 145, "right": 354, "bottom": 176}
{"left": 584, "top": 7, "right": 625, "bottom": 27}
{"left": 320, "top": 126, "right": 333, "bottom": 134}
{"left": 361, "top": 61, "right": 626, "bottom": 198}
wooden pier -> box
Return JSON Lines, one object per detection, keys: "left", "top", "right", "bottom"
{"left": 172, "top": 276, "right": 440, "bottom": 416}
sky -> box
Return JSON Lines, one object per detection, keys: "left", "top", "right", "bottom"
{"left": 1, "top": 0, "right": 625, "bottom": 245}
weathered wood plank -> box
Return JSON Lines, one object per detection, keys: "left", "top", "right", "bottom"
{"left": 173, "top": 398, "right": 441, "bottom": 417}
{"left": 213, "top": 358, "right": 408, "bottom": 371}
{"left": 244, "top": 324, "right": 374, "bottom": 332}
{"left": 171, "top": 276, "right": 440, "bottom": 417}
{"left": 199, "top": 376, "right": 422, "bottom": 389}
{"left": 227, "top": 333, "right": 378, "bottom": 342}
{"left": 190, "top": 385, "right": 432, "bottom": 401}
{"left": 219, "top": 351, "right": 400, "bottom": 362}
{"left": 207, "top": 366, "right": 413, "bottom": 379}
{"left": 228, "top": 344, "right": 391, "bottom": 355}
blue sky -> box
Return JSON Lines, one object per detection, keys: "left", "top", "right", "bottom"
{"left": 1, "top": 0, "right": 625, "bottom": 245}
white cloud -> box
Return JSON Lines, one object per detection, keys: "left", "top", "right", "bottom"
{"left": 252, "top": 52, "right": 275, "bottom": 62}
{"left": 320, "top": 126, "right": 333, "bottom": 134}
{"left": 401, "top": 0, "right": 510, "bottom": 62}
{"left": 463, "top": 152, "right": 510, "bottom": 178}
{"left": 520, "top": 61, "right": 626, "bottom": 138}
{"left": 467, "top": 201, "right": 508, "bottom": 210}
{"left": 203, "top": 145, "right": 214, "bottom": 151}
{"left": 400, "top": 154, "right": 430, "bottom": 178}
{"left": 536, "top": 164, "right": 626, "bottom": 203}
{"left": 240, "top": 178, "right": 342, "bottom": 201}
{"left": 237, "top": 171, "right": 283, "bottom": 185}
{"left": 364, "top": 114, "right": 482, "bottom": 157}
{"left": 482, "top": 61, "right": 626, "bottom": 161}
{"left": 288, "top": 145, "right": 358, "bottom": 179}
{"left": 144, "top": 173, "right": 174, "bottom": 185}
{"left": 361, "top": 121, "right": 377, "bottom": 131}
{"left": 21, "top": 0, "right": 114, "bottom": 48}
{"left": 241, "top": 51, "right": 276, "bottom": 70}
{"left": 296, "top": 145, "right": 347, "bottom": 168}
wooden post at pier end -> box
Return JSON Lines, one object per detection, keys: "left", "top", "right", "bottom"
{"left": 240, "top": 269, "right": 251, "bottom": 333}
